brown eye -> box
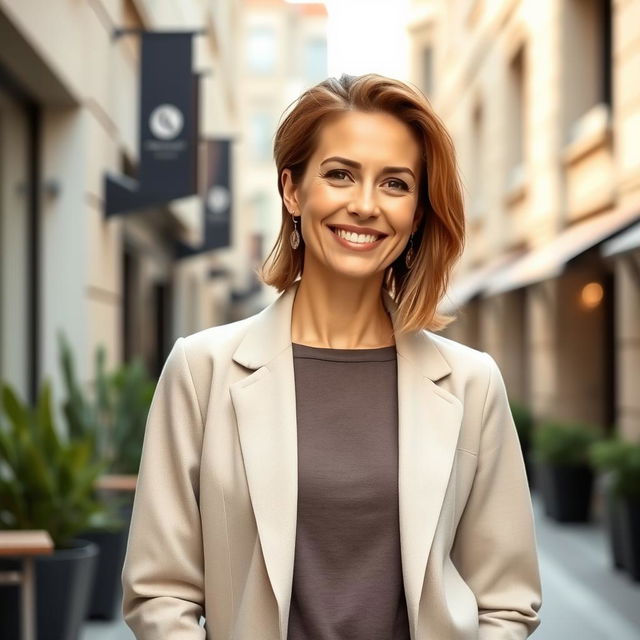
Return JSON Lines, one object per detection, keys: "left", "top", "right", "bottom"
{"left": 325, "top": 169, "right": 350, "bottom": 181}
{"left": 386, "top": 179, "right": 409, "bottom": 191}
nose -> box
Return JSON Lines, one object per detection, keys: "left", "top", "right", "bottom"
{"left": 347, "top": 181, "right": 380, "bottom": 218}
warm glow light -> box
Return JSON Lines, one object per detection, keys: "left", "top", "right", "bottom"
{"left": 580, "top": 282, "right": 604, "bottom": 309}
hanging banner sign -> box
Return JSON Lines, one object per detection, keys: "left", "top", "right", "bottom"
{"left": 105, "top": 31, "right": 200, "bottom": 216}
{"left": 175, "top": 138, "right": 233, "bottom": 258}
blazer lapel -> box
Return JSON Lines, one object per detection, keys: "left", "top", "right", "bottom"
{"left": 229, "top": 280, "right": 463, "bottom": 640}
{"left": 394, "top": 325, "right": 463, "bottom": 638}
{"left": 229, "top": 285, "right": 299, "bottom": 639}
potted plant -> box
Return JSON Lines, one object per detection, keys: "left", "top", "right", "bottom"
{"left": 58, "top": 333, "right": 155, "bottom": 620}
{"left": 0, "top": 380, "right": 115, "bottom": 640}
{"left": 592, "top": 440, "right": 640, "bottom": 581}
{"left": 532, "top": 419, "right": 601, "bottom": 522}
{"left": 96, "top": 348, "right": 156, "bottom": 477}
{"left": 588, "top": 438, "right": 629, "bottom": 570}
{"left": 510, "top": 401, "right": 534, "bottom": 488}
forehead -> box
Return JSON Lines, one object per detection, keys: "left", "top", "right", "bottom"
{"left": 311, "top": 110, "right": 422, "bottom": 168}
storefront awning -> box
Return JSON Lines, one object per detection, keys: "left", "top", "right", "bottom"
{"left": 438, "top": 250, "right": 524, "bottom": 314}
{"left": 601, "top": 220, "right": 640, "bottom": 258}
{"left": 483, "top": 206, "right": 640, "bottom": 297}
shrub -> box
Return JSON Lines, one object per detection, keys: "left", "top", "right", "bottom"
{"left": 532, "top": 419, "right": 602, "bottom": 466}
{"left": 590, "top": 439, "right": 640, "bottom": 500}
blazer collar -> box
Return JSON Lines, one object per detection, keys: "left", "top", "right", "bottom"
{"left": 232, "top": 279, "right": 451, "bottom": 381}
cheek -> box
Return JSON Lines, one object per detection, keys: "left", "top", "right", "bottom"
{"left": 304, "top": 184, "right": 345, "bottom": 211}
{"left": 391, "top": 202, "right": 419, "bottom": 232}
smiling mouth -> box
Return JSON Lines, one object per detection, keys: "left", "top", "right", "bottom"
{"left": 328, "top": 226, "right": 386, "bottom": 244}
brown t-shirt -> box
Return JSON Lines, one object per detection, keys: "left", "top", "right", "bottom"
{"left": 286, "top": 342, "right": 411, "bottom": 640}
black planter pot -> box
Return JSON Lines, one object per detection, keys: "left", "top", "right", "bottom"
{"left": 0, "top": 538, "right": 99, "bottom": 640}
{"left": 619, "top": 495, "right": 640, "bottom": 582}
{"left": 119, "top": 501, "right": 134, "bottom": 524}
{"left": 601, "top": 473, "right": 626, "bottom": 570}
{"left": 520, "top": 438, "right": 534, "bottom": 490}
{"left": 81, "top": 528, "right": 129, "bottom": 620}
{"left": 82, "top": 499, "right": 135, "bottom": 620}
{"left": 535, "top": 460, "right": 594, "bottom": 522}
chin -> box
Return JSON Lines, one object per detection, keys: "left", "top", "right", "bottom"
{"left": 328, "top": 263, "right": 386, "bottom": 281}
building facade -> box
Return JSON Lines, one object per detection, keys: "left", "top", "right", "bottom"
{"left": 238, "top": 0, "right": 328, "bottom": 312}
{"left": 0, "top": 0, "right": 242, "bottom": 406}
{"left": 409, "top": 0, "right": 640, "bottom": 440}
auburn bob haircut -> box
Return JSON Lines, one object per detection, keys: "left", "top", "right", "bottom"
{"left": 257, "top": 72, "right": 466, "bottom": 335}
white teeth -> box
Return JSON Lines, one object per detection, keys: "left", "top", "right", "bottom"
{"left": 334, "top": 228, "right": 380, "bottom": 244}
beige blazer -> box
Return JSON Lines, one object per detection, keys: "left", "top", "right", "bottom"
{"left": 121, "top": 280, "right": 542, "bottom": 640}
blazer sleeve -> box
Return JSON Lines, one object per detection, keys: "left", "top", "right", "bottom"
{"left": 121, "top": 337, "right": 206, "bottom": 639}
{"left": 450, "top": 352, "right": 542, "bottom": 640}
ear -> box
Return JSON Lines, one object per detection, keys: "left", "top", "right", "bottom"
{"left": 281, "top": 168, "right": 300, "bottom": 214}
{"left": 412, "top": 204, "right": 424, "bottom": 234}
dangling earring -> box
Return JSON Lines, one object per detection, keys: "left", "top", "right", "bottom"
{"left": 289, "top": 212, "right": 301, "bottom": 250}
{"left": 405, "top": 232, "right": 416, "bottom": 269}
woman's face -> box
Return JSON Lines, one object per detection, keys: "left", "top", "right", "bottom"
{"left": 281, "top": 110, "right": 424, "bottom": 284}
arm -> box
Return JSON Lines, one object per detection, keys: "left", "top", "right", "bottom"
{"left": 121, "top": 337, "right": 206, "bottom": 639}
{"left": 451, "top": 352, "right": 542, "bottom": 639}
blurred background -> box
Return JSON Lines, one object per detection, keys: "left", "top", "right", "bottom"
{"left": 0, "top": 0, "right": 639, "bottom": 639}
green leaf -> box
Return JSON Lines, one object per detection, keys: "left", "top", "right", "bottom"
{"left": 35, "top": 381, "right": 61, "bottom": 456}
{"left": 2, "top": 384, "right": 30, "bottom": 440}
{"left": 532, "top": 420, "right": 602, "bottom": 466}
{"left": 0, "top": 426, "right": 17, "bottom": 468}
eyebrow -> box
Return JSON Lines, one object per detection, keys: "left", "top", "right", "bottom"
{"left": 320, "top": 156, "right": 416, "bottom": 180}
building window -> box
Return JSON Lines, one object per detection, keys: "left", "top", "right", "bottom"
{"left": 246, "top": 27, "right": 277, "bottom": 74}
{"left": 563, "top": 0, "right": 612, "bottom": 142}
{"left": 422, "top": 46, "right": 434, "bottom": 97}
{"left": 304, "top": 37, "right": 327, "bottom": 86}
{"left": 249, "top": 112, "right": 274, "bottom": 162}
{"left": 506, "top": 45, "right": 525, "bottom": 189}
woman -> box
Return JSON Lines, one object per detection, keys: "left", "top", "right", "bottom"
{"left": 121, "top": 73, "right": 542, "bottom": 639}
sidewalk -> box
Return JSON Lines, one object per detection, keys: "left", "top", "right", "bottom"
{"left": 81, "top": 492, "right": 640, "bottom": 640}
{"left": 530, "top": 489, "right": 640, "bottom": 639}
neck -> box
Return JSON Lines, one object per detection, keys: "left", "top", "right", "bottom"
{"left": 291, "top": 270, "right": 395, "bottom": 349}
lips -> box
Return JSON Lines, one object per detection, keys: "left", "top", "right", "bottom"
{"left": 327, "top": 225, "right": 387, "bottom": 251}
{"left": 328, "top": 225, "right": 387, "bottom": 239}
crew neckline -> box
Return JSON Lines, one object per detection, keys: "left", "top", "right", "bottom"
{"left": 291, "top": 341, "right": 397, "bottom": 363}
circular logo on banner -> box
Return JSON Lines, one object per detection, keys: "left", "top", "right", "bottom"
{"left": 149, "top": 104, "right": 184, "bottom": 140}
{"left": 207, "top": 186, "right": 231, "bottom": 216}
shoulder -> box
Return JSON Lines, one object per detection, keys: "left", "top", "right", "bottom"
{"left": 170, "top": 313, "right": 257, "bottom": 378}
{"left": 181, "top": 314, "right": 255, "bottom": 354}
{"left": 159, "top": 314, "right": 261, "bottom": 415}
{"left": 423, "top": 330, "right": 496, "bottom": 381}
